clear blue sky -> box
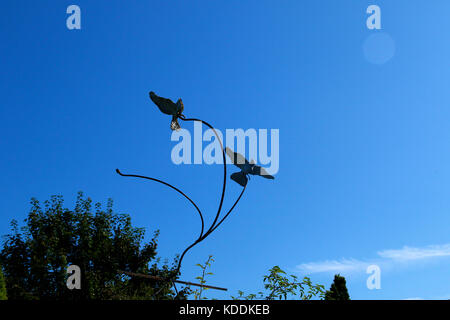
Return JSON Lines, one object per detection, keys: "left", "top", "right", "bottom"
{"left": 1, "top": 1, "right": 450, "bottom": 299}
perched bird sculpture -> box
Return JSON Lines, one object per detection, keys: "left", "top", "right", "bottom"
{"left": 225, "top": 147, "right": 275, "bottom": 187}
{"left": 149, "top": 91, "right": 184, "bottom": 130}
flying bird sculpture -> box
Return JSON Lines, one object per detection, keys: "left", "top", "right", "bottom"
{"left": 149, "top": 91, "right": 184, "bottom": 130}
{"left": 225, "top": 147, "right": 275, "bottom": 187}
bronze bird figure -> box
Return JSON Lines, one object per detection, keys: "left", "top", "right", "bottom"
{"left": 149, "top": 91, "right": 184, "bottom": 130}
{"left": 225, "top": 147, "right": 275, "bottom": 187}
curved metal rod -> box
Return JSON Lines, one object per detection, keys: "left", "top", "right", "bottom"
{"left": 179, "top": 115, "right": 227, "bottom": 233}
{"left": 181, "top": 117, "right": 245, "bottom": 239}
{"left": 115, "top": 169, "right": 205, "bottom": 239}
{"left": 205, "top": 184, "right": 246, "bottom": 236}
{"left": 174, "top": 185, "right": 246, "bottom": 277}
{"left": 172, "top": 115, "right": 228, "bottom": 275}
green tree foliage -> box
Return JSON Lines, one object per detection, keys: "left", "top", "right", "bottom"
{"left": 324, "top": 274, "right": 350, "bottom": 300}
{"left": 232, "top": 266, "right": 325, "bottom": 300}
{"left": 0, "top": 264, "right": 7, "bottom": 300}
{"left": 0, "top": 192, "right": 187, "bottom": 300}
{"left": 191, "top": 255, "right": 214, "bottom": 300}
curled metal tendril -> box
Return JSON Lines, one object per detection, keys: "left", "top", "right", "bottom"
{"left": 116, "top": 115, "right": 246, "bottom": 295}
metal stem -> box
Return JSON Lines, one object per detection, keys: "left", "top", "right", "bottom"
{"left": 119, "top": 270, "right": 227, "bottom": 291}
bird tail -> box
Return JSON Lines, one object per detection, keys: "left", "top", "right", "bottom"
{"left": 170, "top": 116, "right": 181, "bottom": 131}
{"left": 231, "top": 172, "right": 248, "bottom": 187}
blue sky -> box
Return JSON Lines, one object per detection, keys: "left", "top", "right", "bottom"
{"left": 1, "top": 1, "right": 450, "bottom": 299}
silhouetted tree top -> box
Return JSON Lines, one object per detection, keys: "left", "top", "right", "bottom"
{"left": 0, "top": 192, "right": 188, "bottom": 300}
{"left": 324, "top": 274, "right": 350, "bottom": 300}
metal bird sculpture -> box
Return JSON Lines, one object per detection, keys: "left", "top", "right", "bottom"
{"left": 118, "top": 90, "right": 267, "bottom": 295}
{"left": 149, "top": 91, "right": 184, "bottom": 130}
{"left": 225, "top": 147, "right": 275, "bottom": 187}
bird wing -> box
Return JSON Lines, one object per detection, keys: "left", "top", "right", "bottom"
{"left": 225, "top": 147, "right": 248, "bottom": 169}
{"left": 230, "top": 172, "right": 248, "bottom": 187}
{"left": 149, "top": 91, "right": 176, "bottom": 115}
{"left": 251, "top": 165, "right": 275, "bottom": 179}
